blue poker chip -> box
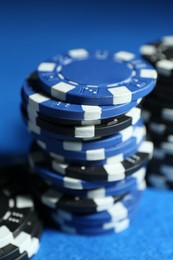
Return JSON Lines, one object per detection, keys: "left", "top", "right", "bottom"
{"left": 31, "top": 175, "right": 136, "bottom": 214}
{"left": 22, "top": 109, "right": 143, "bottom": 142}
{"left": 31, "top": 161, "right": 146, "bottom": 190}
{"left": 21, "top": 102, "right": 142, "bottom": 139}
{"left": 30, "top": 129, "right": 145, "bottom": 167}
{"left": 55, "top": 219, "right": 132, "bottom": 235}
{"left": 36, "top": 136, "right": 136, "bottom": 162}
{"left": 37, "top": 49, "right": 157, "bottom": 105}
{"left": 29, "top": 138, "right": 154, "bottom": 185}
{"left": 36, "top": 123, "right": 146, "bottom": 162}
{"left": 51, "top": 205, "right": 139, "bottom": 235}
{"left": 52, "top": 205, "right": 139, "bottom": 235}
{"left": 49, "top": 173, "right": 146, "bottom": 199}
{"left": 31, "top": 123, "right": 137, "bottom": 152}
{"left": 32, "top": 159, "right": 146, "bottom": 199}
{"left": 39, "top": 137, "right": 144, "bottom": 166}
{"left": 53, "top": 201, "right": 139, "bottom": 228}
{"left": 55, "top": 218, "right": 132, "bottom": 235}
{"left": 51, "top": 141, "right": 152, "bottom": 183}
{"left": 21, "top": 85, "right": 142, "bottom": 127}
{"left": 29, "top": 143, "right": 146, "bottom": 190}
{"left": 22, "top": 73, "right": 142, "bottom": 121}
{"left": 43, "top": 188, "right": 143, "bottom": 225}
{"left": 37, "top": 120, "right": 146, "bottom": 161}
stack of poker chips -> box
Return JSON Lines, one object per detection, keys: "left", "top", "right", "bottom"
{"left": 21, "top": 49, "right": 157, "bottom": 235}
{"left": 0, "top": 163, "right": 42, "bottom": 259}
{"left": 140, "top": 36, "right": 173, "bottom": 189}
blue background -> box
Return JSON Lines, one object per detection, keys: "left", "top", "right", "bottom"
{"left": 1, "top": 0, "right": 173, "bottom": 259}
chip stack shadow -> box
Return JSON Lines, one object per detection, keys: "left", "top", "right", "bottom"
{"left": 141, "top": 36, "right": 173, "bottom": 189}
{"left": 21, "top": 49, "right": 156, "bottom": 235}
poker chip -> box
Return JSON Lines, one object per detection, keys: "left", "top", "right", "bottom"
{"left": 21, "top": 104, "right": 142, "bottom": 138}
{"left": 146, "top": 168, "right": 173, "bottom": 190}
{"left": 149, "top": 160, "right": 173, "bottom": 180}
{"left": 37, "top": 136, "right": 139, "bottom": 162}
{"left": 140, "top": 35, "right": 173, "bottom": 189}
{"left": 22, "top": 110, "right": 141, "bottom": 142}
{"left": 149, "top": 121, "right": 173, "bottom": 137}
{"left": 22, "top": 73, "right": 142, "bottom": 122}
{"left": 51, "top": 190, "right": 141, "bottom": 230}
{"left": 31, "top": 124, "right": 136, "bottom": 152}
{"left": 21, "top": 87, "right": 142, "bottom": 127}
{"left": 32, "top": 176, "right": 129, "bottom": 214}
{"left": 37, "top": 49, "right": 157, "bottom": 106}
{"left": 51, "top": 204, "right": 138, "bottom": 235}
{"left": 47, "top": 171, "right": 147, "bottom": 199}
{"left": 140, "top": 36, "right": 173, "bottom": 80}
{"left": 51, "top": 141, "right": 153, "bottom": 182}
{"left": 35, "top": 122, "right": 146, "bottom": 162}
{"left": 19, "top": 48, "right": 156, "bottom": 235}
{"left": 29, "top": 148, "right": 147, "bottom": 190}
{"left": 152, "top": 80, "right": 173, "bottom": 101}
{"left": 143, "top": 96, "right": 173, "bottom": 122}
{"left": 55, "top": 218, "right": 131, "bottom": 235}
{"left": 51, "top": 188, "right": 143, "bottom": 225}
{"left": 31, "top": 126, "right": 135, "bottom": 152}
{"left": 0, "top": 174, "right": 42, "bottom": 259}
{"left": 0, "top": 191, "right": 34, "bottom": 248}
{"left": 30, "top": 132, "right": 145, "bottom": 167}
{"left": 0, "top": 215, "right": 41, "bottom": 260}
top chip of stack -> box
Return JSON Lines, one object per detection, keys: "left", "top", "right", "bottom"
{"left": 36, "top": 49, "right": 157, "bottom": 106}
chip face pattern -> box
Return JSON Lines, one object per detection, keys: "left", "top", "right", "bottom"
{"left": 37, "top": 49, "right": 157, "bottom": 105}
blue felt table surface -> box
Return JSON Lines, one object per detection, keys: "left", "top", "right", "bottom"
{"left": 1, "top": 0, "right": 173, "bottom": 259}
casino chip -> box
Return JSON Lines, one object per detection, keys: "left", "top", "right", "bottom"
{"left": 35, "top": 122, "right": 146, "bottom": 162}
{"left": 140, "top": 36, "right": 173, "bottom": 189}
{"left": 32, "top": 176, "right": 132, "bottom": 214}
{"left": 51, "top": 141, "right": 153, "bottom": 182}
{"left": 51, "top": 188, "right": 143, "bottom": 225}
{"left": 21, "top": 104, "right": 142, "bottom": 138}
{"left": 36, "top": 49, "right": 157, "bottom": 106}
{"left": 0, "top": 171, "right": 42, "bottom": 259}
{"left": 20, "top": 49, "right": 156, "bottom": 234}
{"left": 140, "top": 36, "right": 173, "bottom": 80}
{"left": 22, "top": 73, "right": 142, "bottom": 122}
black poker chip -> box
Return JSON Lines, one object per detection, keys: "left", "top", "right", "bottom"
{"left": 140, "top": 36, "right": 173, "bottom": 190}
{"left": 14, "top": 221, "right": 42, "bottom": 260}
{"left": 140, "top": 36, "right": 173, "bottom": 80}
{"left": 0, "top": 189, "right": 34, "bottom": 246}
{"left": 0, "top": 214, "right": 40, "bottom": 260}
{"left": 152, "top": 80, "right": 173, "bottom": 101}
{"left": 143, "top": 95, "right": 173, "bottom": 112}
{"left": 31, "top": 175, "right": 126, "bottom": 214}
{"left": 0, "top": 162, "right": 42, "bottom": 259}
{"left": 21, "top": 91, "right": 135, "bottom": 127}
{"left": 21, "top": 104, "right": 141, "bottom": 139}
{"left": 146, "top": 171, "right": 173, "bottom": 190}
{"left": 51, "top": 150, "right": 151, "bottom": 182}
